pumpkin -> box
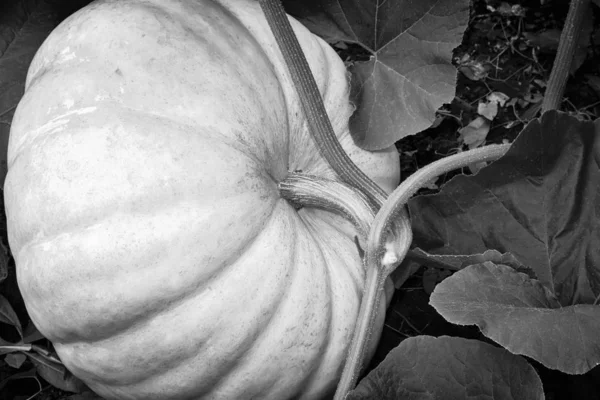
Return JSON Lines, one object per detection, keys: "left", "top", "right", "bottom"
{"left": 5, "top": 0, "right": 400, "bottom": 398}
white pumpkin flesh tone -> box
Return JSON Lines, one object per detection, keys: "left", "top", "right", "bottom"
{"left": 5, "top": 0, "right": 400, "bottom": 398}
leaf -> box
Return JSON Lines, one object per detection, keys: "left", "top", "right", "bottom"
{"left": 456, "top": 54, "right": 489, "bottom": 81}
{"left": 0, "top": 294, "right": 22, "bottom": 338}
{"left": 5, "top": 352, "right": 27, "bottom": 368}
{"left": 27, "top": 352, "right": 88, "bottom": 393}
{"left": 22, "top": 323, "right": 45, "bottom": 343}
{"left": 348, "top": 335, "right": 544, "bottom": 400}
{"left": 408, "top": 111, "right": 600, "bottom": 305}
{"left": 477, "top": 92, "right": 509, "bottom": 121}
{"left": 283, "top": 0, "right": 470, "bottom": 150}
{"left": 458, "top": 116, "right": 490, "bottom": 149}
{"left": 524, "top": 29, "right": 562, "bottom": 51}
{"left": 430, "top": 262, "right": 600, "bottom": 374}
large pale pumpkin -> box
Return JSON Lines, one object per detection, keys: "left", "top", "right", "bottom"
{"left": 5, "top": 0, "right": 400, "bottom": 398}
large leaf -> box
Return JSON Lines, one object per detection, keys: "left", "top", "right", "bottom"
{"left": 348, "top": 335, "right": 544, "bottom": 400}
{"left": 431, "top": 262, "right": 600, "bottom": 374}
{"left": 0, "top": 0, "right": 92, "bottom": 184}
{"left": 408, "top": 111, "right": 600, "bottom": 305}
{"left": 282, "top": 0, "right": 469, "bottom": 150}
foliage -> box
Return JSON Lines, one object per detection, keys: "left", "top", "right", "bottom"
{"left": 350, "top": 110, "right": 600, "bottom": 398}
{"left": 348, "top": 336, "right": 544, "bottom": 400}
{"left": 413, "top": 111, "right": 600, "bottom": 374}
{"left": 283, "top": 0, "right": 470, "bottom": 150}
{"left": 1, "top": 292, "right": 92, "bottom": 397}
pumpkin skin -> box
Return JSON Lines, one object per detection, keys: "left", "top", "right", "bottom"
{"left": 5, "top": 0, "right": 400, "bottom": 399}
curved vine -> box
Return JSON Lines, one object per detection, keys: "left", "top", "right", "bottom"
{"left": 258, "top": 1, "right": 511, "bottom": 399}
{"left": 334, "top": 143, "right": 511, "bottom": 398}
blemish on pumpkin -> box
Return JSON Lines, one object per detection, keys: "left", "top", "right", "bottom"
{"left": 58, "top": 47, "right": 76, "bottom": 62}
{"left": 63, "top": 99, "right": 75, "bottom": 109}
{"left": 38, "top": 107, "right": 98, "bottom": 134}
{"left": 115, "top": 68, "right": 123, "bottom": 76}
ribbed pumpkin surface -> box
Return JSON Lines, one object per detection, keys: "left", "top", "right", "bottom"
{"left": 5, "top": 0, "right": 400, "bottom": 398}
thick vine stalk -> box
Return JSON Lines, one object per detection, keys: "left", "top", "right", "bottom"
{"left": 258, "top": 0, "right": 388, "bottom": 208}
{"left": 258, "top": 1, "right": 411, "bottom": 389}
{"left": 258, "top": 1, "right": 512, "bottom": 399}
{"left": 334, "top": 143, "right": 511, "bottom": 398}
{"left": 541, "top": 0, "right": 590, "bottom": 112}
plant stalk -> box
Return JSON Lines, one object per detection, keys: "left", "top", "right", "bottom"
{"left": 259, "top": 1, "right": 511, "bottom": 399}
{"left": 258, "top": 1, "right": 412, "bottom": 391}
{"left": 258, "top": 0, "right": 388, "bottom": 208}
{"left": 541, "top": 0, "right": 590, "bottom": 113}
{"left": 334, "top": 143, "right": 511, "bottom": 398}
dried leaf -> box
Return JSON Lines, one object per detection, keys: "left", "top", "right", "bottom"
{"left": 458, "top": 116, "right": 490, "bottom": 149}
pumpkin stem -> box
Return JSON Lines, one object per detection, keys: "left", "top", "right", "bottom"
{"left": 279, "top": 172, "right": 376, "bottom": 253}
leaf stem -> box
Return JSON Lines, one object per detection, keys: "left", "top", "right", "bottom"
{"left": 258, "top": 1, "right": 510, "bottom": 399}
{"left": 334, "top": 143, "right": 511, "bottom": 398}
{"left": 258, "top": 0, "right": 388, "bottom": 208}
{"left": 258, "top": 1, "right": 412, "bottom": 390}
{"left": 541, "top": 0, "right": 590, "bottom": 113}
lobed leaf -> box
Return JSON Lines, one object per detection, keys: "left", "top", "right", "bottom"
{"left": 282, "top": 0, "right": 470, "bottom": 150}
{"left": 430, "top": 262, "right": 600, "bottom": 374}
{"left": 408, "top": 111, "right": 600, "bottom": 305}
{"left": 348, "top": 335, "right": 544, "bottom": 400}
